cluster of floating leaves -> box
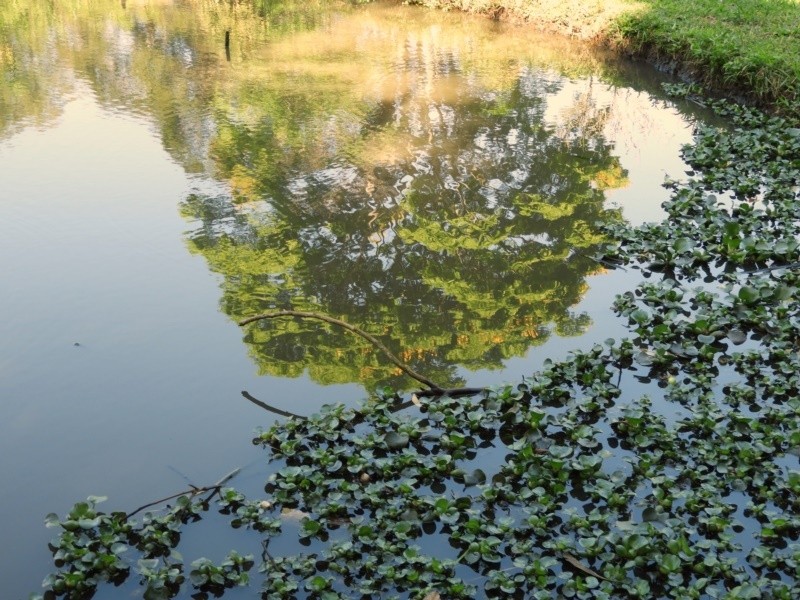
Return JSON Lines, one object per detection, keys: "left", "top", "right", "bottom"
{"left": 36, "top": 90, "right": 799, "bottom": 599}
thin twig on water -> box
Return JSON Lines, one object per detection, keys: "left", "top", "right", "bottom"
{"left": 126, "top": 467, "right": 241, "bottom": 518}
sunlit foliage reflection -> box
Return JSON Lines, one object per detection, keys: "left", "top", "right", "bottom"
{"left": 181, "top": 15, "right": 629, "bottom": 390}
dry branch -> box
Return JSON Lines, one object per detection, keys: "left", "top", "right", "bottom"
{"left": 241, "top": 390, "right": 306, "bottom": 419}
{"left": 126, "top": 467, "right": 241, "bottom": 518}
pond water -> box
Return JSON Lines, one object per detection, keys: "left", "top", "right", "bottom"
{"left": 0, "top": 0, "right": 711, "bottom": 596}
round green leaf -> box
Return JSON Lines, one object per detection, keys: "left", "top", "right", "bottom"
{"left": 738, "top": 286, "right": 759, "bottom": 304}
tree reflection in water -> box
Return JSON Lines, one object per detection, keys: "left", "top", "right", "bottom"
{"left": 182, "top": 30, "right": 629, "bottom": 390}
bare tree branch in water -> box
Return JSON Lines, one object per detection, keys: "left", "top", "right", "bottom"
{"left": 126, "top": 467, "right": 241, "bottom": 518}
{"left": 241, "top": 390, "right": 306, "bottom": 419}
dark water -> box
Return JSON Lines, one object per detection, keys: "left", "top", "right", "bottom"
{"left": 0, "top": 1, "right": 709, "bottom": 596}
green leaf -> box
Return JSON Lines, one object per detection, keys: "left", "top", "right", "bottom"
{"left": 137, "top": 558, "right": 159, "bottom": 571}
{"left": 731, "top": 479, "right": 747, "bottom": 492}
{"left": 787, "top": 470, "right": 800, "bottom": 492}
{"left": 308, "top": 575, "right": 328, "bottom": 592}
{"left": 385, "top": 432, "right": 409, "bottom": 449}
{"left": 738, "top": 286, "right": 759, "bottom": 304}
{"left": 727, "top": 584, "right": 763, "bottom": 599}
{"left": 723, "top": 222, "right": 741, "bottom": 248}
{"left": 44, "top": 513, "right": 60, "bottom": 528}
{"left": 78, "top": 517, "right": 101, "bottom": 529}
{"left": 652, "top": 324, "right": 670, "bottom": 337}
{"left": 548, "top": 445, "right": 573, "bottom": 459}
{"left": 463, "top": 469, "right": 486, "bottom": 487}
{"left": 727, "top": 329, "right": 747, "bottom": 344}
{"left": 673, "top": 237, "right": 693, "bottom": 253}
{"left": 661, "top": 554, "right": 681, "bottom": 573}
{"left": 301, "top": 519, "right": 322, "bottom": 535}
{"left": 642, "top": 507, "right": 663, "bottom": 522}
{"left": 111, "top": 543, "right": 128, "bottom": 555}
{"left": 774, "top": 285, "right": 793, "bottom": 302}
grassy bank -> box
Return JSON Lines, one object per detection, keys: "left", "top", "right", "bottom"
{"left": 613, "top": 0, "right": 800, "bottom": 109}
{"left": 404, "top": 0, "right": 800, "bottom": 109}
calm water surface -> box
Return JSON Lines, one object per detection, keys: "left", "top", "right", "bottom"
{"left": 0, "top": 1, "right": 708, "bottom": 596}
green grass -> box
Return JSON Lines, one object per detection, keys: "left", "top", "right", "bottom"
{"left": 614, "top": 0, "right": 800, "bottom": 108}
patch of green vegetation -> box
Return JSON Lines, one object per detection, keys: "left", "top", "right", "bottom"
{"left": 34, "top": 87, "right": 800, "bottom": 599}
{"left": 613, "top": 0, "right": 800, "bottom": 109}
